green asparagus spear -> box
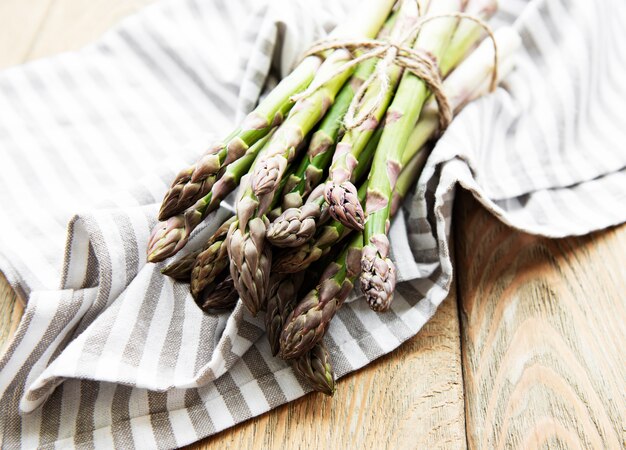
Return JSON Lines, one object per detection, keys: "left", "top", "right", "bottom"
{"left": 279, "top": 233, "right": 363, "bottom": 359}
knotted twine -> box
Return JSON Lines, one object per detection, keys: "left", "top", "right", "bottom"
{"left": 291, "top": 12, "right": 499, "bottom": 134}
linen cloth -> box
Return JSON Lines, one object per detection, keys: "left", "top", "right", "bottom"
{"left": 0, "top": 0, "right": 625, "bottom": 447}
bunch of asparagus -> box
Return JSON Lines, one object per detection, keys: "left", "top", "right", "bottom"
{"left": 149, "top": 0, "right": 520, "bottom": 396}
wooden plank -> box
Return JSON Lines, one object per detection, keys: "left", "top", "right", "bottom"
{"left": 454, "top": 191, "right": 626, "bottom": 450}
{"left": 0, "top": 1, "right": 468, "bottom": 448}
{"left": 0, "top": 0, "right": 55, "bottom": 69}
{"left": 26, "top": 0, "right": 156, "bottom": 59}
{"left": 189, "top": 290, "right": 467, "bottom": 450}
{"left": 0, "top": 273, "right": 23, "bottom": 355}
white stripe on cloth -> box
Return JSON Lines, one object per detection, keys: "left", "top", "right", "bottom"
{"left": 0, "top": 0, "right": 625, "bottom": 447}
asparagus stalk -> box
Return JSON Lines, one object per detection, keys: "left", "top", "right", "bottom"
{"left": 324, "top": 0, "right": 422, "bottom": 230}
{"left": 362, "top": 0, "right": 463, "bottom": 283}
{"left": 226, "top": 214, "right": 272, "bottom": 317}
{"left": 272, "top": 183, "right": 365, "bottom": 273}
{"left": 265, "top": 202, "right": 322, "bottom": 248}
{"left": 329, "top": 0, "right": 498, "bottom": 231}
{"left": 147, "top": 133, "right": 270, "bottom": 263}
{"left": 250, "top": 0, "right": 397, "bottom": 204}
{"left": 265, "top": 270, "right": 337, "bottom": 395}
{"left": 291, "top": 341, "right": 336, "bottom": 396}
{"left": 161, "top": 248, "right": 203, "bottom": 281}
{"left": 266, "top": 272, "right": 305, "bottom": 356}
{"left": 228, "top": 0, "right": 395, "bottom": 314}
{"left": 360, "top": 242, "right": 396, "bottom": 312}
{"left": 189, "top": 216, "right": 236, "bottom": 299}
{"left": 390, "top": 147, "right": 430, "bottom": 217}
{"left": 439, "top": 0, "right": 498, "bottom": 75}
{"left": 279, "top": 233, "right": 363, "bottom": 359}
{"left": 226, "top": 142, "right": 305, "bottom": 314}
{"left": 266, "top": 126, "right": 379, "bottom": 248}
{"left": 280, "top": 60, "right": 376, "bottom": 211}
{"left": 195, "top": 271, "right": 239, "bottom": 314}
{"left": 225, "top": 166, "right": 270, "bottom": 315}
{"left": 158, "top": 0, "right": 396, "bottom": 220}
{"left": 360, "top": 150, "right": 431, "bottom": 312}
{"left": 361, "top": 27, "right": 522, "bottom": 311}
{"left": 279, "top": 11, "right": 399, "bottom": 211}
{"left": 265, "top": 272, "right": 337, "bottom": 395}
{"left": 158, "top": 65, "right": 316, "bottom": 221}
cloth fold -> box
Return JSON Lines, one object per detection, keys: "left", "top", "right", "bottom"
{"left": 0, "top": 0, "right": 625, "bottom": 447}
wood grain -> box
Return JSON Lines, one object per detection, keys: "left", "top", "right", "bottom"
{"left": 454, "top": 191, "right": 626, "bottom": 450}
{"left": 0, "top": 273, "right": 22, "bottom": 356}
{"left": 189, "top": 292, "right": 467, "bottom": 450}
{"left": 0, "top": 0, "right": 55, "bottom": 69}
{"left": 27, "top": 0, "right": 156, "bottom": 59}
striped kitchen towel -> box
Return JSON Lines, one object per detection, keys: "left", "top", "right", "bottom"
{"left": 1, "top": 0, "right": 625, "bottom": 447}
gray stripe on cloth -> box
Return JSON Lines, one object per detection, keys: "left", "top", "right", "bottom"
{"left": 117, "top": 29, "right": 208, "bottom": 130}
{"left": 112, "top": 212, "right": 141, "bottom": 287}
{"left": 185, "top": 389, "right": 215, "bottom": 437}
{"left": 74, "top": 381, "right": 99, "bottom": 449}
{"left": 373, "top": 300, "right": 414, "bottom": 343}
{"left": 322, "top": 333, "right": 353, "bottom": 377}
{"left": 148, "top": 391, "right": 178, "bottom": 450}
{"left": 83, "top": 244, "right": 100, "bottom": 289}
{"left": 194, "top": 313, "right": 227, "bottom": 373}
{"left": 213, "top": 372, "right": 252, "bottom": 423}
{"left": 111, "top": 385, "right": 135, "bottom": 449}
{"left": 242, "top": 345, "right": 288, "bottom": 408}
{"left": 72, "top": 218, "right": 114, "bottom": 336}
{"left": 38, "top": 383, "right": 64, "bottom": 445}
{"left": 156, "top": 282, "right": 188, "bottom": 383}
{"left": 336, "top": 307, "right": 384, "bottom": 361}
{"left": 121, "top": 270, "right": 165, "bottom": 371}
{"left": 141, "top": 24, "right": 234, "bottom": 117}
{"left": 0, "top": 291, "right": 84, "bottom": 446}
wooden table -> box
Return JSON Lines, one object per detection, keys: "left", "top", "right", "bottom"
{"left": 1, "top": 2, "right": 624, "bottom": 448}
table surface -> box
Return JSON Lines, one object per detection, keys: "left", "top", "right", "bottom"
{"left": 1, "top": 1, "right": 624, "bottom": 448}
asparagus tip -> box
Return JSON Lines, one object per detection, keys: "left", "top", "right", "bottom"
{"left": 360, "top": 243, "right": 396, "bottom": 312}
{"left": 266, "top": 203, "right": 321, "bottom": 248}
{"left": 251, "top": 156, "right": 286, "bottom": 197}
{"left": 227, "top": 218, "right": 272, "bottom": 316}
{"left": 325, "top": 181, "right": 365, "bottom": 231}
{"left": 291, "top": 342, "right": 337, "bottom": 396}
{"left": 146, "top": 216, "right": 188, "bottom": 263}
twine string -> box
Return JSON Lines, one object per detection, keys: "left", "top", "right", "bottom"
{"left": 291, "top": 12, "right": 499, "bottom": 133}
